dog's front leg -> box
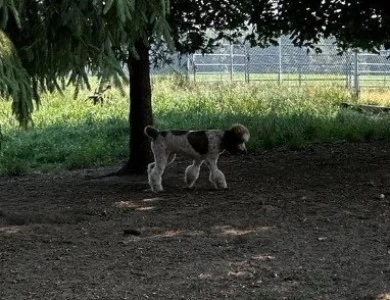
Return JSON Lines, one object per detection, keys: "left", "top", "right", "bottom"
{"left": 206, "top": 158, "right": 227, "bottom": 189}
{"left": 185, "top": 159, "right": 204, "bottom": 188}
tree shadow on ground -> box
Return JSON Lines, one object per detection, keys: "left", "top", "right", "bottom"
{"left": 1, "top": 141, "right": 390, "bottom": 299}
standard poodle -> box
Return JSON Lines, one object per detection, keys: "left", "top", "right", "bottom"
{"left": 144, "top": 124, "right": 250, "bottom": 192}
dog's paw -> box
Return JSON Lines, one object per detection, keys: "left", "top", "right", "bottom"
{"left": 214, "top": 182, "right": 228, "bottom": 189}
{"left": 212, "top": 183, "right": 228, "bottom": 190}
{"left": 149, "top": 186, "right": 164, "bottom": 193}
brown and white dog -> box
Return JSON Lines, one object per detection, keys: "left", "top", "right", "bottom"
{"left": 144, "top": 124, "right": 250, "bottom": 192}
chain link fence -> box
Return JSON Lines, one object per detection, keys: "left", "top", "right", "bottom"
{"left": 182, "top": 36, "right": 390, "bottom": 97}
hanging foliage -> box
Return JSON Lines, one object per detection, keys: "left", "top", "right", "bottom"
{"left": 0, "top": 29, "right": 34, "bottom": 127}
{"left": 0, "top": 0, "right": 171, "bottom": 127}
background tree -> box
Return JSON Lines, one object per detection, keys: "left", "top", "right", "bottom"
{"left": 273, "top": 1, "right": 390, "bottom": 52}
{"left": 2, "top": 0, "right": 390, "bottom": 174}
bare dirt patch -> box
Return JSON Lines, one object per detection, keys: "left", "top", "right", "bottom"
{"left": 1, "top": 141, "right": 390, "bottom": 300}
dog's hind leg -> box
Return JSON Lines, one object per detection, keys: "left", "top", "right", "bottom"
{"left": 185, "top": 159, "right": 204, "bottom": 188}
{"left": 206, "top": 157, "right": 227, "bottom": 189}
{"left": 148, "top": 150, "right": 169, "bottom": 193}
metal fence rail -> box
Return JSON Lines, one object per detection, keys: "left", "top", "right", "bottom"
{"left": 184, "top": 36, "right": 390, "bottom": 96}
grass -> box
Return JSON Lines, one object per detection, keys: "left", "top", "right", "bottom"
{"left": 1, "top": 75, "right": 390, "bottom": 175}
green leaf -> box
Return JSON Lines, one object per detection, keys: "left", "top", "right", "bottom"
{"left": 103, "top": 0, "right": 115, "bottom": 14}
{"left": 10, "top": 5, "right": 21, "bottom": 29}
{"left": 0, "top": 6, "right": 8, "bottom": 28}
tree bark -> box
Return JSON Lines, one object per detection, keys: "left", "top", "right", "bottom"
{"left": 117, "top": 39, "right": 154, "bottom": 175}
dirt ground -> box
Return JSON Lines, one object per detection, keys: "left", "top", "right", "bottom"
{"left": 1, "top": 141, "right": 390, "bottom": 300}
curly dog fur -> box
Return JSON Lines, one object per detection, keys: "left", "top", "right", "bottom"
{"left": 144, "top": 124, "right": 250, "bottom": 192}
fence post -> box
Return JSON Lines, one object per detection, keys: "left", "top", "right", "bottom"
{"left": 344, "top": 51, "right": 350, "bottom": 88}
{"left": 298, "top": 65, "right": 302, "bottom": 87}
{"left": 278, "top": 37, "right": 282, "bottom": 86}
{"left": 354, "top": 50, "right": 359, "bottom": 98}
{"left": 230, "top": 43, "right": 234, "bottom": 82}
{"left": 186, "top": 55, "right": 190, "bottom": 82}
{"left": 192, "top": 54, "right": 196, "bottom": 83}
{"left": 244, "top": 45, "right": 249, "bottom": 83}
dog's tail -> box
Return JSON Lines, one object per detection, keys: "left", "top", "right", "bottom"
{"left": 144, "top": 126, "right": 159, "bottom": 140}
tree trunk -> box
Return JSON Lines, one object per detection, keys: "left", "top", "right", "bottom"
{"left": 117, "top": 39, "right": 154, "bottom": 175}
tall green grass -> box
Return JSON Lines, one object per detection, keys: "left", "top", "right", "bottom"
{"left": 1, "top": 75, "right": 390, "bottom": 175}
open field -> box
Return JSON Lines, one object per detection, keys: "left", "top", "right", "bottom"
{"left": 1, "top": 141, "right": 390, "bottom": 299}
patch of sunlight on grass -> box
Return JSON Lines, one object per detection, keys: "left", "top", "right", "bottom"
{"left": 198, "top": 273, "right": 213, "bottom": 280}
{"left": 377, "top": 293, "right": 390, "bottom": 300}
{"left": 0, "top": 226, "right": 21, "bottom": 235}
{"left": 114, "top": 201, "right": 140, "bottom": 209}
{"left": 142, "top": 197, "right": 163, "bottom": 202}
{"left": 251, "top": 254, "right": 276, "bottom": 261}
{"left": 135, "top": 206, "right": 155, "bottom": 211}
{"left": 360, "top": 90, "right": 390, "bottom": 106}
{"left": 114, "top": 200, "right": 156, "bottom": 211}
{"left": 150, "top": 229, "right": 204, "bottom": 239}
{"left": 159, "top": 229, "right": 185, "bottom": 237}
{"left": 227, "top": 271, "right": 251, "bottom": 277}
{"left": 215, "top": 225, "right": 273, "bottom": 236}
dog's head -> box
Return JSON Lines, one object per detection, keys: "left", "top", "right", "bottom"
{"left": 222, "top": 124, "right": 250, "bottom": 154}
